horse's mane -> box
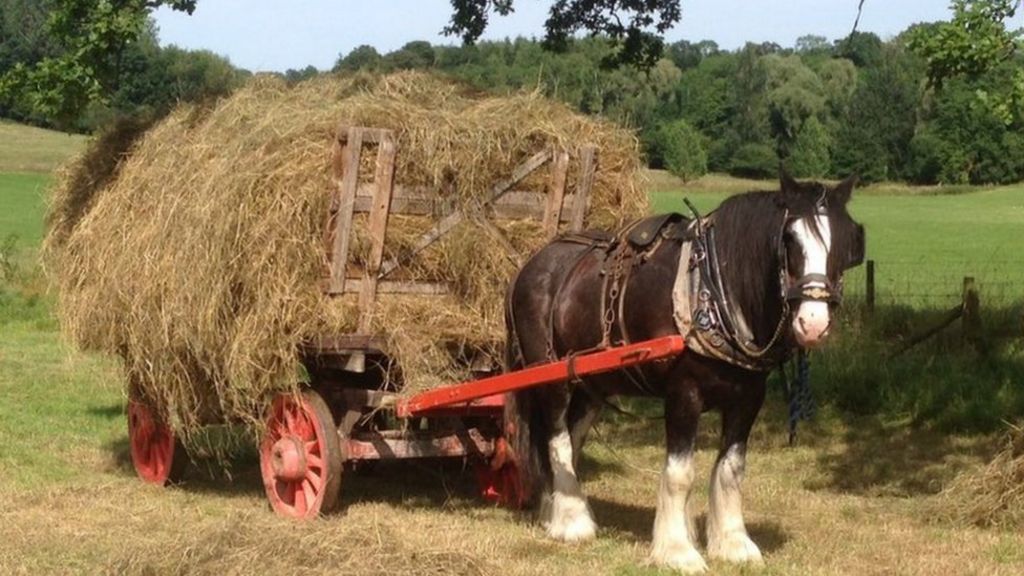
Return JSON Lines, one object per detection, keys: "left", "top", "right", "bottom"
{"left": 710, "top": 181, "right": 859, "bottom": 345}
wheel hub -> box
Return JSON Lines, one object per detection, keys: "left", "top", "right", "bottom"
{"left": 271, "top": 436, "right": 307, "bottom": 482}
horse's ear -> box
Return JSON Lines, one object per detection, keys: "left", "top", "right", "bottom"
{"left": 778, "top": 166, "right": 803, "bottom": 207}
{"left": 831, "top": 173, "right": 858, "bottom": 205}
{"left": 779, "top": 165, "right": 799, "bottom": 195}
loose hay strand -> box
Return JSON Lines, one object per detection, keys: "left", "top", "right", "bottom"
{"left": 45, "top": 71, "right": 646, "bottom": 443}
{"left": 941, "top": 422, "right": 1024, "bottom": 528}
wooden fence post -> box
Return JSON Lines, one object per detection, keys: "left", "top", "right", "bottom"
{"left": 962, "top": 276, "right": 982, "bottom": 348}
{"left": 865, "top": 259, "right": 875, "bottom": 313}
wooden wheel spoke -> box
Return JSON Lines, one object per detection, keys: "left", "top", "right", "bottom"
{"left": 305, "top": 452, "right": 323, "bottom": 470}
{"left": 282, "top": 405, "right": 296, "bottom": 432}
{"left": 293, "top": 482, "right": 307, "bottom": 515}
{"left": 304, "top": 468, "right": 323, "bottom": 491}
{"left": 297, "top": 413, "right": 314, "bottom": 440}
{"left": 301, "top": 479, "right": 316, "bottom": 511}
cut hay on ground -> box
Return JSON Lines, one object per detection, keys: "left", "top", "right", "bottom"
{"left": 941, "top": 422, "right": 1024, "bottom": 528}
{"left": 45, "top": 71, "right": 646, "bottom": 439}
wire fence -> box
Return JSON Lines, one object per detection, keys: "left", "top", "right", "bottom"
{"left": 843, "top": 258, "right": 1024, "bottom": 308}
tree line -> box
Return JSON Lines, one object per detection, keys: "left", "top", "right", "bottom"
{"left": 333, "top": 29, "right": 1024, "bottom": 186}
{"left": 3, "top": 0, "right": 1022, "bottom": 186}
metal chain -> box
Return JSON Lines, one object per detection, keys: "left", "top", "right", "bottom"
{"left": 601, "top": 244, "right": 629, "bottom": 347}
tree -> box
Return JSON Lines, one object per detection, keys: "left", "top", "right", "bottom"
{"left": 787, "top": 116, "right": 831, "bottom": 178}
{"left": 835, "top": 31, "right": 883, "bottom": 67}
{"left": 0, "top": 0, "right": 59, "bottom": 121}
{"left": 385, "top": 40, "right": 437, "bottom": 70}
{"left": 654, "top": 119, "right": 707, "bottom": 180}
{"left": 284, "top": 65, "right": 319, "bottom": 84}
{"left": 795, "top": 34, "right": 829, "bottom": 54}
{"left": 0, "top": 0, "right": 197, "bottom": 127}
{"left": 832, "top": 46, "right": 920, "bottom": 182}
{"left": 761, "top": 54, "right": 826, "bottom": 156}
{"left": 907, "top": 0, "right": 1020, "bottom": 86}
{"left": 445, "top": 0, "right": 682, "bottom": 68}
{"left": 333, "top": 45, "right": 382, "bottom": 73}
{"left": 729, "top": 142, "right": 777, "bottom": 179}
{"left": 907, "top": 0, "right": 1024, "bottom": 125}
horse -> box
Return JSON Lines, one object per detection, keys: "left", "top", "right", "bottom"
{"left": 504, "top": 172, "right": 864, "bottom": 573}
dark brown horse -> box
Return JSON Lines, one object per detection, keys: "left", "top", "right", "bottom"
{"left": 504, "top": 173, "right": 863, "bottom": 573}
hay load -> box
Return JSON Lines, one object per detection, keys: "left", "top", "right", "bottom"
{"left": 45, "top": 71, "right": 646, "bottom": 436}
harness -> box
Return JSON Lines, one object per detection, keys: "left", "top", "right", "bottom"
{"left": 508, "top": 199, "right": 844, "bottom": 378}
{"left": 675, "top": 198, "right": 840, "bottom": 372}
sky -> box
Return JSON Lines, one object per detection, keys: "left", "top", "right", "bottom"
{"left": 152, "top": 1, "right": 959, "bottom": 73}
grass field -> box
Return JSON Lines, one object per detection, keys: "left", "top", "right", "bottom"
{"left": 1, "top": 126, "right": 1023, "bottom": 574}
{"left": 0, "top": 120, "right": 87, "bottom": 173}
{"left": 649, "top": 171, "right": 1024, "bottom": 307}
{"left": 1, "top": 172, "right": 53, "bottom": 248}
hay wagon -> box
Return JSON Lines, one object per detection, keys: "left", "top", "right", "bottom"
{"left": 125, "top": 125, "right": 685, "bottom": 518}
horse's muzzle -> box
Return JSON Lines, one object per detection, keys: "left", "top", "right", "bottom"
{"left": 791, "top": 301, "right": 831, "bottom": 348}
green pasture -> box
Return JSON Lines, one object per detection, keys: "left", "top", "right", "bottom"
{"left": 650, "top": 173, "right": 1024, "bottom": 308}
{"left": 1, "top": 172, "right": 52, "bottom": 248}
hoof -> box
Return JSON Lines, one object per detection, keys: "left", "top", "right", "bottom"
{"left": 708, "top": 531, "right": 764, "bottom": 564}
{"left": 649, "top": 546, "right": 708, "bottom": 574}
{"left": 546, "top": 510, "right": 597, "bottom": 543}
{"left": 545, "top": 492, "right": 597, "bottom": 543}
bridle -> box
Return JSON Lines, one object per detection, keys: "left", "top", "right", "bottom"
{"left": 688, "top": 194, "right": 847, "bottom": 364}
{"left": 777, "top": 202, "right": 843, "bottom": 309}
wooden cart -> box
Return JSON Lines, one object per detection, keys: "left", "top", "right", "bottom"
{"left": 125, "top": 125, "right": 687, "bottom": 518}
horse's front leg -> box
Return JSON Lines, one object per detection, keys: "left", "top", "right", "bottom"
{"left": 542, "top": 384, "right": 597, "bottom": 542}
{"left": 706, "top": 380, "right": 766, "bottom": 564}
{"left": 650, "top": 379, "right": 706, "bottom": 574}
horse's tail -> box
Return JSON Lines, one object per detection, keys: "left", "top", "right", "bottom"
{"left": 504, "top": 280, "right": 546, "bottom": 508}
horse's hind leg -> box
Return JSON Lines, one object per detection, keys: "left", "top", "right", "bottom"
{"left": 650, "top": 375, "right": 706, "bottom": 574}
{"left": 541, "top": 383, "right": 598, "bottom": 542}
{"left": 706, "top": 380, "right": 766, "bottom": 564}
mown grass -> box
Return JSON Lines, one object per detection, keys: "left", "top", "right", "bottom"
{"left": 1, "top": 145, "right": 1023, "bottom": 573}
{"left": 0, "top": 120, "right": 87, "bottom": 173}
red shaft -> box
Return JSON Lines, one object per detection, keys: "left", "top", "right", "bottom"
{"left": 396, "top": 335, "right": 685, "bottom": 418}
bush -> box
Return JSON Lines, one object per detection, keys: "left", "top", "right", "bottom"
{"left": 787, "top": 116, "right": 832, "bottom": 178}
{"left": 650, "top": 119, "right": 707, "bottom": 181}
{"left": 728, "top": 142, "right": 778, "bottom": 178}
{"left": 906, "top": 131, "right": 948, "bottom": 184}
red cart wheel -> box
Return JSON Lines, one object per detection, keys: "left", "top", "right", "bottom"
{"left": 476, "top": 437, "right": 527, "bottom": 508}
{"left": 260, "top": 390, "right": 342, "bottom": 519}
{"left": 128, "top": 400, "right": 186, "bottom": 486}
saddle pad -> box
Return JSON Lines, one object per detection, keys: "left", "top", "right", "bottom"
{"left": 626, "top": 213, "right": 688, "bottom": 249}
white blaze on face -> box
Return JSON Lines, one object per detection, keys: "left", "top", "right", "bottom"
{"left": 789, "top": 214, "right": 832, "bottom": 347}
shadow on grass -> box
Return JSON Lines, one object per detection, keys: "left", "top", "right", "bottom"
{"left": 805, "top": 413, "right": 998, "bottom": 497}
{"left": 87, "top": 403, "right": 123, "bottom": 419}
{"left": 590, "top": 496, "right": 789, "bottom": 553}
{"left": 579, "top": 451, "right": 626, "bottom": 480}
{"left": 105, "top": 433, "right": 268, "bottom": 499}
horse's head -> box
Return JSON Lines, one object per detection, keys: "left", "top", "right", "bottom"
{"left": 778, "top": 171, "right": 864, "bottom": 348}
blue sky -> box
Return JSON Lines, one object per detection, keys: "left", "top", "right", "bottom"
{"left": 153, "top": 1, "right": 958, "bottom": 72}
